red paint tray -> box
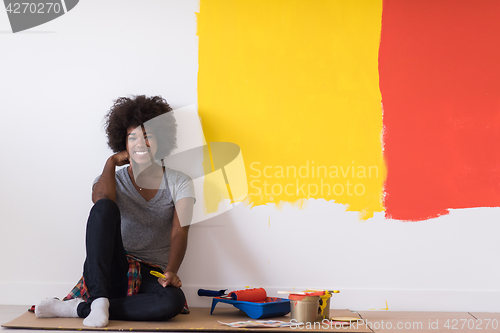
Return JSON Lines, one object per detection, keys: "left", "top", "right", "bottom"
{"left": 210, "top": 297, "right": 291, "bottom": 319}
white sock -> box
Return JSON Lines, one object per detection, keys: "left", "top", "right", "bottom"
{"left": 83, "top": 298, "right": 109, "bottom": 328}
{"left": 35, "top": 298, "right": 82, "bottom": 318}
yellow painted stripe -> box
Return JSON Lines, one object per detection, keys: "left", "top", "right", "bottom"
{"left": 198, "top": 0, "right": 385, "bottom": 219}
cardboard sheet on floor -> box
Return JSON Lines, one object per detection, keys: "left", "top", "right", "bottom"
{"left": 358, "top": 311, "right": 500, "bottom": 333}
{"left": 2, "top": 307, "right": 371, "bottom": 332}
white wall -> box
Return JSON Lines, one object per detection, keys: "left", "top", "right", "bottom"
{"left": 0, "top": 0, "right": 498, "bottom": 313}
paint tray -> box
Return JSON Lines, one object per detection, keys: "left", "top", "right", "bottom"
{"left": 210, "top": 297, "right": 291, "bottom": 319}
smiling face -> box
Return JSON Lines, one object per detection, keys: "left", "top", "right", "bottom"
{"left": 126, "top": 125, "right": 158, "bottom": 165}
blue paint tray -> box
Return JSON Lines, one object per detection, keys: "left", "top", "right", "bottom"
{"left": 210, "top": 297, "right": 291, "bottom": 319}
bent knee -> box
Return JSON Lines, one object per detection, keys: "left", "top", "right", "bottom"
{"left": 93, "top": 198, "right": 119, "bottom": 213}
{"left": 155, "top": 287, "right": 185, "bottom": 320}
{"left": 88, "top": 199, "right": 121, "bottom": 225}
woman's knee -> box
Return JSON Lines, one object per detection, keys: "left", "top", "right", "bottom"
{"left": 92, "top": 199, "right": 120, "bottom": 215}
{"left": 88, "top": 199, "right": 120, "bottom": 226}
{"left": 155, "top": 287, "right": 186, "bottom": 320}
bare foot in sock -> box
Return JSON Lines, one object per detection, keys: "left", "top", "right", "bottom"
{"left": 35, "top": 298, "right": 82, "bottom": 318}
{"left": 83, "top": 298, "right": 109, "bottom": 328}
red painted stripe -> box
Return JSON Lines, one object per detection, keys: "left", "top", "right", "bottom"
{"left": 380, "top": 0, "right": 500, "bottom": 221}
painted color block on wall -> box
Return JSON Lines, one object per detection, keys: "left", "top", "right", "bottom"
{"left": 380, "top": 0, "right": 500, "bottom": 221}
{"left": 198, "top": 0, "right": 386, "bottom": 219}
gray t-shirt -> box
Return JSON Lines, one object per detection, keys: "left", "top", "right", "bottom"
{"left": 93, "top": 167, "right": 195, "bottom": 270}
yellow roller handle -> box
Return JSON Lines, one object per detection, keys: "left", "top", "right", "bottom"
{"left": 150, "top": 271, "right": 166, "bottom": 279}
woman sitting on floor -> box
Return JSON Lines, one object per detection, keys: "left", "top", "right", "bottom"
{"left": 35, "top": 95, "right": 195, "bottom": 327}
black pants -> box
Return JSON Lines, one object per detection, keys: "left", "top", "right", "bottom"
{"left": 77, "top": 199, "right": 185, "bottom": 321}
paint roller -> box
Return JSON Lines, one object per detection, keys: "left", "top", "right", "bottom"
{"left": 198, "top": 287, "right": 267, "bottom": 302}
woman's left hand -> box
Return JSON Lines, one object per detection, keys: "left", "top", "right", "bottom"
{"left": 158, "top": 271, "right": 182, "bottom": 288}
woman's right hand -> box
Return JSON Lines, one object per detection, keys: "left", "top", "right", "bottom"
{"left": 110, "top": 150, "right": 130, "bottom": 167}
{"left": 92, "top": 151, "right": 129, "bottom": 203}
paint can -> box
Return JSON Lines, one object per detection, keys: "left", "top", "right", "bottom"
{"left": 317, "top": 291, "right": 332, "bottom": 321}
{"left": 289, "top": 292, "right": 322, "bottom": 323}
{"left": 302, "top": 290, "right": 331, "bottom": 321}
